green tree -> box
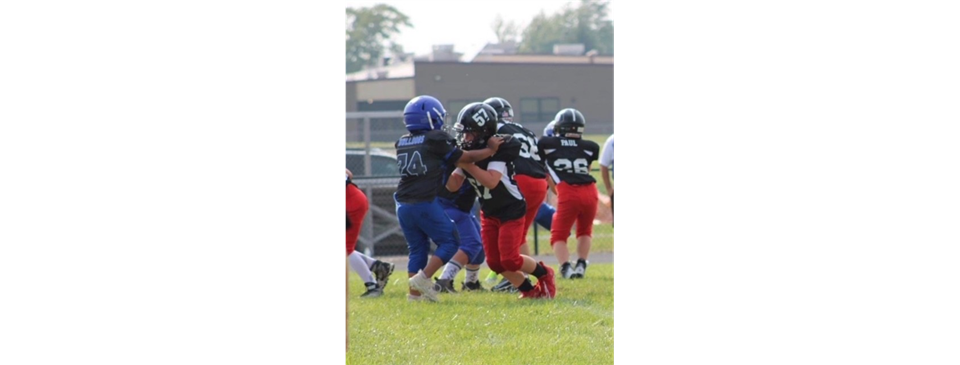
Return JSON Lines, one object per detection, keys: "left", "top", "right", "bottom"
{"left": 518, "top": 0, "right": 614, "bottom": 55}
{"left": 491, "top": 14, "right": 520, "bottom": 44}
{"left": 345, "top": 4, "right": 412, "bottom": 74}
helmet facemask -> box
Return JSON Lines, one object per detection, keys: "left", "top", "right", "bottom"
{"left": 455, "top": 124, "right": 489, "bottom": 150}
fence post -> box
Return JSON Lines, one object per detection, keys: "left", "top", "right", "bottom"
{"left": 363, "top": 185, "right": 375, "bottom": 256}
{"left": 363, "top": 117, "right": 372, "bottom": 177}
{"left": 533, "top": 224, "right": 539, "bottom": 255}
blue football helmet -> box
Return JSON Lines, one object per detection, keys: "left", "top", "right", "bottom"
{"left": 543, "top": 120, "right": 557, "bottom": 137}
{"left": 403, "top": 95, "right": 447, "bottom": 132}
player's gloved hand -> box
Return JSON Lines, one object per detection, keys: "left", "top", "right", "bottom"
{"left": 487, "top": 135, "right": 505, "bottom": 151}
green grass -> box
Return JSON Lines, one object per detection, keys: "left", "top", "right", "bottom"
{"left": 347, "top": 263, "right": 614, "bottom": 365}
{"left": 525, "top": 223, "right": 614, "bottom": 256}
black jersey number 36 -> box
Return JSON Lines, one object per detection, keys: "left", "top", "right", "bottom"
{"left": 513, "top": 133, "right": 540, "bottom": 160}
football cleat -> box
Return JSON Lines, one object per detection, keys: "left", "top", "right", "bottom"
{"left": 370, "top": 260, "right": 395, "bottom": 288}
{"left": 572, "top": 259, "right": 588, "bottom": 279}
{"left": 537, "top": 262, "right": 556, "bottom": 299}
{"left": 560, "top": 262, "right": 574, "bottom": 279}
{"left": 408, "top": 270, "right": 439, "bottom": 302}
{"left": 433, "top": 278, "right": 458, "bottom": 293}
{"left": 359, "top": 282, "right": 383, "bottom": 298}
{"left": 462, "top": 280, "right": 486, "bottom": 292}
{"left": 518, "top": 285, "right": 546, "bottom": 300}
{"left": 491, "top": 278, "right": 518, "bottom": 293}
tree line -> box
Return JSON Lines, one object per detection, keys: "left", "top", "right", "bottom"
{"left": 346, "top": 0, "right": 614, "bottom": 74}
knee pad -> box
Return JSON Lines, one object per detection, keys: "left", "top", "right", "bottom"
{"left": 501, "top": 255, "right": 523, "bottom": 272}
{"left": 407, "top": 252, "right": 428, "bottom": 274}
{"left": 433, "top": 240, "right": 459, "bottom": 263}
{"left": 486, "top": 259, "right": 504, "bottom": 274}
{"left": 469, "top": 246, "right": 485, "bottom": 265}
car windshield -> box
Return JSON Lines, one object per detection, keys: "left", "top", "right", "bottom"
{"left": 347, "top": 153, "right": 399, "bottom": 177}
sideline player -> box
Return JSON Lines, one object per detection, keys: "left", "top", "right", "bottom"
{"left": 600, "top": 134, "right": 614, "bottom": 220}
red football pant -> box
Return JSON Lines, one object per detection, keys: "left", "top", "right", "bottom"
{"left": 514, "top": 174, "right": 548, "bottom": 243}
{"left": 480, "top": 213, "right": 525, "bottom": 273}
{"left": 550, "top": 182, "right": 599, "bottom": 244}
{"left": 346, "top": 184, "right": 368, "bottom": 255}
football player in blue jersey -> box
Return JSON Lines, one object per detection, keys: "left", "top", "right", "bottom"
{"left": 394, "top": 95, "right": 503, "bottom": 302}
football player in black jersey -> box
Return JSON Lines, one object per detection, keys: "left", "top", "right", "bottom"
{"left": 447, "top": 102, "right": 557, "bottom": 299}
{"left": 482, "top": 97, "right": 552, "bottom": 293}
{"left": 537, "top": 108, "right": 601, "bottom": 279}
{"left": 394, "top": 96, "right": 503, "bottom": 302}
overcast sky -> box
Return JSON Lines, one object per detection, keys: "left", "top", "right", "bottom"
{"left": 345, "top": 0, "right": 615, "bottom": 59}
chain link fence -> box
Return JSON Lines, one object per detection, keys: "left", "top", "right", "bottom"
{"left": 346, "top": 111, "right": 613, "bottom": 257}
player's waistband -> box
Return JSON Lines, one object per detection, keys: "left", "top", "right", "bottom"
{"left": 558, "top": 181, "right": 596, "bottom": 187}
{"left": 393, "top": 193, "right": 439, "bottom": 205}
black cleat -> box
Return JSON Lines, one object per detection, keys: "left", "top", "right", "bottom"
{"left": 359, "top": 282, "right": 383, "bottom": 298}
{"left": 461, "top": 280, "right": 486, "bottom": 292}
{"left": 560, "top": 262, "right": 574, "bottom": 279}
{"left": 491, "top": 278, "right": 518, "bottom": 293}
{"left": 370, "top": 260, "right": 395, "bottom": 288}
{"left": 433, "top": 278, "right": 458, "bottom": 293}
{"left": 572, "top": 259, "right": 588, "bottom": 279}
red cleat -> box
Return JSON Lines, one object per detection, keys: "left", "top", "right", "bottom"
{"left": 518, "top": 284, "right": 545, "bottom": 299}
{"left": 537, "top": 261, "right": 556, "bottom": 299}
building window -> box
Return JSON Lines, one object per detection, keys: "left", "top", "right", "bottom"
{"left": 519, "top": 97, "right": 560, "bottom": 123}
{"left": 356, "top": 100, "right": 409, "bottom": 112}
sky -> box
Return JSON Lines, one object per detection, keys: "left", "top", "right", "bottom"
{"left": 345, "top": 0, "right": 615, "bottom": 59}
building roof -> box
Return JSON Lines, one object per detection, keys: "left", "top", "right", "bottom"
{"left": 475, "top": 42, "right": 519, "bottom": 56}
{"left": 345, "top": 61, "right": 415, "bottom": 82}
{"left": 470, "top": 53, "right": 613, "bottom": 64}
{"left": 345, "top": 53, "right": 613, "bottom": 82}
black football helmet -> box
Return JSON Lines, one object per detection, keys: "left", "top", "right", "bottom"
{"left": 455, "top": 102, "right": 498, "bottom": 150}
{"left": 553, "top": 108, "right": 585, "bottom": 138}
{"left": 482, "top": 97, "right": 514, "bottom": 122}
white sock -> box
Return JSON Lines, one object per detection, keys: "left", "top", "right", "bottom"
{"left": 349, "top": 252, "right": 375, "bottom": 284}
{"left": 352, "top": 251, "right": 376, "bottom": 267}
{"left": 465, "top": 268, "right": 479, "bottom": 283}
{"left": 439, "top": 261, "right": 462, "bottom": 281}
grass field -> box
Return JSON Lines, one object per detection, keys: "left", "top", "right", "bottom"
{"left": 525, "top": 223, "right": 614, "bottom": 256}
{"left": 347, "top": 263, "right": 614, "bottom": 365}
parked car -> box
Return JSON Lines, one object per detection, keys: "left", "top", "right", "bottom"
{"left": 345, "top": 148, "right": 398, "bottom": 177}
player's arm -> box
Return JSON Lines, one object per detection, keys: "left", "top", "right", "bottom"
{"left": 462, "top": 136, "right": 519, "bottom": 189}
{"left": 345, "top": 168, "right": 353, "bottom": 180}
{"left": 446, "top": 168, "right": 466, "bottom": 192}
{"left": 538, "top": 138, "right": 559, "bottom": 194}
{"left": 599, "top": 137, "right": 613, "bottom": 194}
{"left": 456, "top": 136, "right": 505, "bottom": 163}
{"left": 459, "top": 163, "right": 501, "bottom": 190}
{"left": 547, "top": 173, "right": 558, "bottom": 195}
{"left": 601, "top": 165, "right": 612, "bottom": 196}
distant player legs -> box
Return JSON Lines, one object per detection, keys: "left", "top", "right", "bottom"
{"left": 550, "top": 182, "right": 581, "bottom": 265}
{"left": 514, "top": 175, "right": 547, "bottom": 256}
{"left": 574, "top": 184, "right": 599, "bottom": 261}
{"left": 345, "top": 183, "right": 368, "bottom": 255}
{"left": 438, "top": 209, "right": 484, "bottom": 288}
